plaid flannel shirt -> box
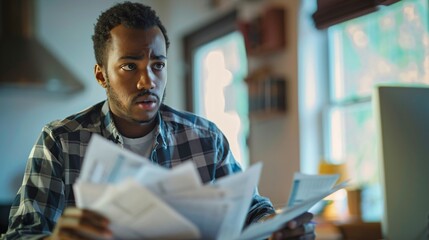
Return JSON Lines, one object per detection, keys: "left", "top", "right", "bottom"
{"left": 3, "top": 100, "right": 275, "bottom": 240}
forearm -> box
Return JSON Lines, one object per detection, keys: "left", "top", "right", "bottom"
{"left": 5, "top": 129, "right": 65, "bottom": 239}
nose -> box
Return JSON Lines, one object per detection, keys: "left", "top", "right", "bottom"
{"left": 137, "top": 68, "right": 156, "bottom": 90}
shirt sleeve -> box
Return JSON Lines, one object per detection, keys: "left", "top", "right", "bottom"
{"left": 3, "top": 126, "right": 65, "bottom": 239}
{"left": 214, "top": 130, "right": 276, "bottom": 229}
{"left": 244, "top": 189, "right": 276, "bottom": 227}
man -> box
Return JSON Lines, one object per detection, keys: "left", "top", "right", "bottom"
{"left": 2, "top": 2, "right": 315, "bottom": 239}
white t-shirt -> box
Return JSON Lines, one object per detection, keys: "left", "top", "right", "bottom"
{"left": 122, "top": 128, "right": 156, "bottom": 158}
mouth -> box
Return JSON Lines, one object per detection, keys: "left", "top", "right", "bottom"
{"left": 134, "top": 94, "right": 159, "bottom": 111}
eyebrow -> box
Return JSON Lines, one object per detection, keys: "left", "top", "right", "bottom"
{"left": 119, "top": 54, "right": 167, "bottom": 61}
{"left": 153, "top": 55, "right": 167, "bottom": 60}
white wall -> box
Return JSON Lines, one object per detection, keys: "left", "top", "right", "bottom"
{"left": 246, "top": 0, "right": 302, "bottom": 207}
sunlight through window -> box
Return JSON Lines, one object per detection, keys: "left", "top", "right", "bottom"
{"left": 193, "top": 32, "right": 249, "bottom": 168}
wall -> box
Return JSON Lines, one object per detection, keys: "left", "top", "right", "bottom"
{"left": 0, "top": 0, "right": 305, "bottom": 209}
{"left": 245, "top": 0, "right": 301, "bottom": 207}
{"left": 0, "top": 0, "right": 160, "bottom": 203}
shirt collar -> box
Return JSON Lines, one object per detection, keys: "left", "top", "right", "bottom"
{"left": 101, "top": 100, "right": 122, "bottom": 144}
{"left": 154, "top": 105, "right": 168, "bottom": 149}
{"left": 101, "top": 100, "right": 168, "bottom": 148}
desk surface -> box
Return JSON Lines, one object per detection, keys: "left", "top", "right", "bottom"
{"left": 315, "top": 221, "right": 342, "bottom": 240}
{"left": 315, "top": 217, "right": 382, "bottom": 240}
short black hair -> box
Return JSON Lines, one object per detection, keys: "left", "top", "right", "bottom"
{"left": 92, "top": 1, "right": 170, "bottom": 66}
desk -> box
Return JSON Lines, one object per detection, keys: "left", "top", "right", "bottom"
{"left": 315, "top": 217, "right": 382, "bottom": 240}
{"left": 335, "top": 221, "right": 382, "bottom": 240}
{"left": 315, "top": 221, "right": 342, "bottom": 240}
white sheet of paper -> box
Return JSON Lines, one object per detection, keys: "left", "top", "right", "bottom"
{"left": 166, "top": 198, "right": 231, "bottom": 240}
{"left": 287, "top": 172, "right": 339, "bottom": 207}
{"left": 237, "top": 181, "right": 348, "bottom": 240}
{"left": 137, "top": 161, "right": 203, "bottom": 198}
{"left": 155, "top": 163, "right": 262, "bottom": 240}
{"left": 75, "top": 134, "right": 347, "bottom": 240}
{"left": 90, "top": 179, "right": 201, "bottom": 240}
{"left": 214, "top": 163, "right": 263, "bottom": 240}
{"left": 133, "top": 163, "right": 169, "bottom": 185}
{"left": 73, "top": 182, "right": 110, "bottom": 208}
{"left": 78, "top": 134, "right": 152, "bottom": 184}
{"left": 164, "top": 186, "right": 228, "bottom": 200}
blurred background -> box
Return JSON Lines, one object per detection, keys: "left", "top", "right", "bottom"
{"left": 1, "top": 0, "right": 428, "bottom": 238}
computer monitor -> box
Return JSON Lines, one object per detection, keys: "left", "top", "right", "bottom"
{"left": 374, "top": 85, "right": 429, "bottom": 240}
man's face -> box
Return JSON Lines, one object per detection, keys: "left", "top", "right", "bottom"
{"left": 95, "top": 25, "right": 167, "bottom": 126}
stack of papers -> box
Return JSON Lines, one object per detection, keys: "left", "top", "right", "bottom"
{"left": 74, "top": 134, "right": 347, "bottom": 240}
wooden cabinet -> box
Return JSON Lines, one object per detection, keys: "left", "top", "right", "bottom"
{"left": 239, "top": 5, "right": 287, "bottom": 118}
{"left": 238, "top": 6, "right": 286, "bottom": 56}
{"left": 245, "top": 67, "right": 286, "bottom": 118}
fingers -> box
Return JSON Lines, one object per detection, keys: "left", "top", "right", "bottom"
{"left": 63, "top": 208, "right": 110, "bottom": 230}
{"left": 271, "top": 224, "right": 316, "bottom": 240}
{"left": 287, "top": 212, "right": 314, "bottom": 229}
{"left": 270, "top": 212, "right": 315, "bottom": 240}
{"left": 55, "top": 228, "right": 93, "bottom": 240}
{"left": 272, "top": 232, "right": 316, "bottom": 240}
{"left": 52, "top": 207, "right": 112, "bottom": 240}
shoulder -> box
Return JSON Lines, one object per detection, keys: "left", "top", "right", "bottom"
{"left": 43, "top": 101, "right": 105, "bottom": 138}
{"left": 159, "top": 104, "right": 222, "bottom": 136}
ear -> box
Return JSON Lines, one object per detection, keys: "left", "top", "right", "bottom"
{"left": 94, "top": 64, "right": 107, "bottom": 88}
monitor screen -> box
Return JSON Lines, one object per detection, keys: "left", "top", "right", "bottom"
{"left": 374, "top": 85, "right": 429, "bottom": 240}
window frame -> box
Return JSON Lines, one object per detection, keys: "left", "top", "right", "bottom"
{"left": 183, "top": 10, "right": 238, "bottom": 112}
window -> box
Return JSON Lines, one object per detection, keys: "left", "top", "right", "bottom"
{"left": 183, "top": 11, "right": 250, "bottom": 167}
{"left": 325, "top": 0, "right": 429, "bottom": 221}
{"left": 193, "top": 32, "right": 249, "bottom": 167}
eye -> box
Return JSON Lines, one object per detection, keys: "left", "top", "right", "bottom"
{"left": 152, "top": 62, "right": 165, "bottom": 71}
{"left": 121, "top": 63, "right": 137, "bottom": 71}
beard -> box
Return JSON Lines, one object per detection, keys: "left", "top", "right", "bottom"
{"left": 105, "top": 72, "right": 166, "bottom": 125}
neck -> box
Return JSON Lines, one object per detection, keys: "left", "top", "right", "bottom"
{"left": 113, "top": 115, "right": 157, "bottom": 138}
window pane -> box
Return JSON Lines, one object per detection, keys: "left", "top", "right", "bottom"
{"left": 325, "top": 0, "right": 429, "bottom": 222}
{"left": 193, "top": 31, "right": 249, "bottom": 168}
{"left": 326, "top": 102, "right": 378, "bottom": 185}
{"left": 329, "top": 0, "right": 429, "bottom": 103}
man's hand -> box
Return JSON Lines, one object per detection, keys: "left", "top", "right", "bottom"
{"left": 46, "top": 207, "right": 113, "bottom": 240}
{"left": 270, "top": 212, "right": 315, "bottom": 240}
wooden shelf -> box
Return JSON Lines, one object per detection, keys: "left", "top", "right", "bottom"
{"left": 238, "top": 6, "right": 286, "bottom": 56}
{"left": 246, "top": 68, "right": 287, "bottom": 117}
